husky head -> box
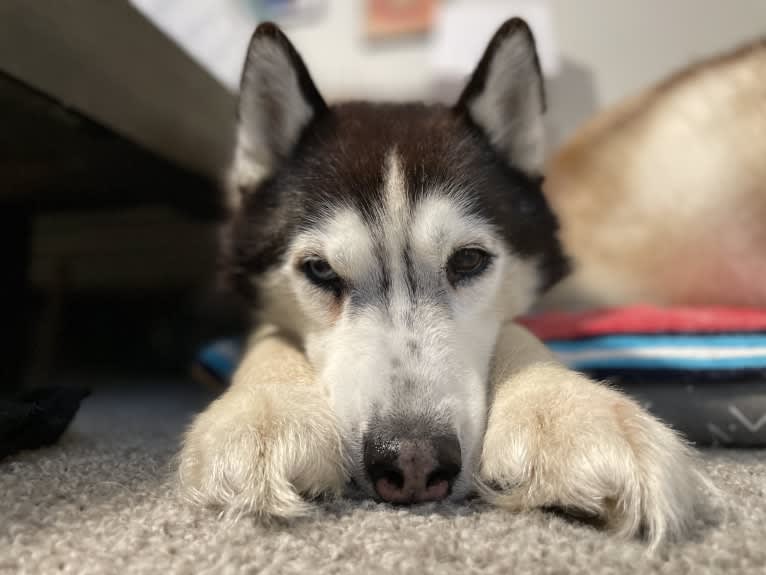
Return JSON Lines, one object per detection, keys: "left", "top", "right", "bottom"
{"left": 225, "top": 20, "right": 568, "bottom": 504}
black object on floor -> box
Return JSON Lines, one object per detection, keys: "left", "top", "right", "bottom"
{"left": 0, "top": 387, "right": 90, "bottom": 461}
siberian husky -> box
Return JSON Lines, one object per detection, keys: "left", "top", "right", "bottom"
{"left": 179, "top": 19, "right": 710, "bottom": 548}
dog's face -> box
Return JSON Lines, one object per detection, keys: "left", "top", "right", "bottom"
{"left": 225, "top": 21, "right": 567, "bottom": 502}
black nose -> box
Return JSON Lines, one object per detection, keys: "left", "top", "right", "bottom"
{"left": 363, "top": 434, "right": 461, "bottom": 503}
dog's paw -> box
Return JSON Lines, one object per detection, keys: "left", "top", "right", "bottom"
{"left": 178, "top": 384, "right": 345, "bottom": 520}
{"left": 480, "top": 365, "right": 713, "bottom": 548}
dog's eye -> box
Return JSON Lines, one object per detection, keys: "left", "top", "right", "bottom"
{"left": 302, "top": 258, "right": 342, "bottom": 291}
{"left": 447, "top": 248, "right": 491, "bottom": 285}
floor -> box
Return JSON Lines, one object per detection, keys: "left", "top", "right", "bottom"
{"left": 2, "top": 382, "right": 765, "bottom": 575}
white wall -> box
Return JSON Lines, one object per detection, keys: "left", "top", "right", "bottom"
{"left": 548, "top": 0, "right": 766, "bottom": 139}
{"left": 551, "top": 0, "right": 766, "bottom": 108}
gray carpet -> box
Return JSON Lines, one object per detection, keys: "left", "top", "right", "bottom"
{"left": 2, "top": 382, "right": 765, "bottom": 575}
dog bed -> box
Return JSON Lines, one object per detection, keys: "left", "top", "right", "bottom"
{"left": 518, "top": 306, "right": 766, "bottom": 447}
{"left": 194, "top": 306, "right": 766, "bottom": 447}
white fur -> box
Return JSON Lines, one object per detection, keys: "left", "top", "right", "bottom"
{"left": 213, "top": 151, "right": 543, "bottom": 499}
{"left": 295, "top": 152, "right": 515, "bottom": 496}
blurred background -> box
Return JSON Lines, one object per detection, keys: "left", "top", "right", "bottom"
{"left": 1, "top": 0, "right": 765, "bottom": 391}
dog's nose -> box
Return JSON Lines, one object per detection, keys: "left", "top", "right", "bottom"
{"left": 363, "top": 434, "right": 461, "bottom": 503}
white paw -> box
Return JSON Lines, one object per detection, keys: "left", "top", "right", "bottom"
{"left": 178, "top": 384, "right": 345, "bottom": 520}
{"left": 480, "top": 366, "right": 713, "bottom": 548}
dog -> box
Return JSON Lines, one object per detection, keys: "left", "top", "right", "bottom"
{"left": 178, "top": 19, "right": 710, "bottom": 548}
{"left": 541, "top": 37, "right": 766, "bottom": 310}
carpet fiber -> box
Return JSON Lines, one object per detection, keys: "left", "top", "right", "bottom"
{"left": 2, "top": 382, "right": 765, "bottom": 574}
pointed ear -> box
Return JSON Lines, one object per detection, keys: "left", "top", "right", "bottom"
{"left": 229, "top": 23, "right": 326, "bottom": 204}
{"left": 455, "top": 18, "right": 546, "bottom": 175}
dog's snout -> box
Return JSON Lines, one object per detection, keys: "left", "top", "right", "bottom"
{"left": 363, "top": 434, "right": 461, "bottom": 503}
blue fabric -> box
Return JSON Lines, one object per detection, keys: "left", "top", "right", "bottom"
{"left": 557, "top": 355, "right": 766, "bottom": 370}
{"left": 548, "top": 334, "right": 766, "bottom": 350}
{"left": 197, "top": 339, "right": 242, "bottom": 381}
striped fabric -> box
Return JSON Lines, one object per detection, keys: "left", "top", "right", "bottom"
{"left": 546, "top": 334, "right": 766, "bottom": 371}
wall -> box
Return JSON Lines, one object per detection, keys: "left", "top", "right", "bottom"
{"left": 551, "top": 0, "right": 766, "bottom": 108}
{"left": 280, "top": 0, "right": 766, "bottom": 145}
{"left": 548, "top": 0, "right": 766, "bottom": 139}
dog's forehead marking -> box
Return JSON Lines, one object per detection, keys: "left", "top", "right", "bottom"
{"left": 379, "top": 144, "right": 483, "bottom": 251}
{"left": 383, "top": 150, "right": 408, "bottom": 223}
{"left": 380, "top": 150, "right": 411, "bottom": 307}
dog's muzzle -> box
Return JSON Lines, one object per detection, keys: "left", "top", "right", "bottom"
{"left": 363, "top": 428, "right": 461, "bottom": 503}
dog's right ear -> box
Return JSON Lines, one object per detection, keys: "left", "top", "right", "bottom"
{"left": 229, "top": 23, "right": 327, "bottom": 206}
{"left": 454, "top": 18, "right": 546, "bottom": 176}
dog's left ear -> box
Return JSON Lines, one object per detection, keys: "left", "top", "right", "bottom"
{"left": 455, "top": 18, "right": 545, "bottom": 175}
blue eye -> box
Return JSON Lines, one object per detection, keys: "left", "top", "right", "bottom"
{"left": 447, "top": 248, "right": 492, "bottom": 285}
{"left": 302, "top": 258, "right": 342, "bottom": 292}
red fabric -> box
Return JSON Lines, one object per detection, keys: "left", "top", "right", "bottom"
{"left": 518, "top": 306, "right": 766, "bottom": 341}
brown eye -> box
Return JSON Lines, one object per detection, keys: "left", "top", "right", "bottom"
{"left": 447, "top": 248, "right": 492, "bottom": 285}
{"left": 302, "top": 258, "right": 342, "bottom": 293}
